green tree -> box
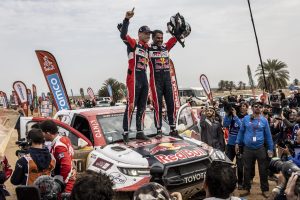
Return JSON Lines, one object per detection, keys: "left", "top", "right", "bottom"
{"left": 293, "top": 78, "right": 299, "bottom": 86}
{"left": 98, "top": 78, "right": 126, "bottom": 102}
{"left": 79, "top": 88, "right": 85, "bottom": 99}
{"left": 237, "top": 81, "right": 244, "bottom": 90}
{"left": 255, "top": 59, "right": 290, "bottom": 92}
{"left": 218, "top": 80, "right": 225, "bottom": 90}
{"left": 247, "top": 65, "right": 255, "bottom": 89}
{"left": 229, "top": 81, "right": 235, "bottom": 91}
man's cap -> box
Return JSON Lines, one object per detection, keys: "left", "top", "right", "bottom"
{"left": 251, "top": 101, "right": 263, "bottom": 107}
{"left": 138, "top": 26, "right": 152, "bottom": 33}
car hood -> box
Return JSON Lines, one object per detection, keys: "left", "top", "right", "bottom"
{"left": 99, "top": 136, "right": 210, "bottom": 166}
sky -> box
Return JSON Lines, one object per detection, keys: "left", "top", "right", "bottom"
{"left": 0, "top": 0, "right": 299, "bottom": 96}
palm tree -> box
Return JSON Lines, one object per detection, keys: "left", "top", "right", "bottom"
{"left": 242, "top": 83, "right": 246, "bottom": 90}
{"left": 218, "top": 80, "right": 225, "bottom": 91}
{"left": 255, "top": 59, "right": 289, "bottom": 92}
{"left": 247, "top": 65, "right": 255, "bottom": 89}
{"left": 238, "top": 81, "right": 243, "bottom": 90}
{"left": 294, "top": 78, "right": 299, "bottom": 86}
{"left": 79, "top": 88, "right": 85, "bottom": 99}
{"left": 98, "top": 78, "right": 126, "bottom": 102}
{"left": 229, "top": 81, "right": 235, "bottom": 91}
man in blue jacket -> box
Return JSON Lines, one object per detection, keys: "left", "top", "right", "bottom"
{"left": 235, "top": 102, "right": 274, "bottom": 198}
{"left": 223, "top": 102, "right": 248, "bottom": 190}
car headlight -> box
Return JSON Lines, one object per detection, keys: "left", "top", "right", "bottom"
{"left": 210, "top": 149, "right": 226, "bottom": 161}
{"left": 118, "top": 167, "right": 150, "bottom": 176}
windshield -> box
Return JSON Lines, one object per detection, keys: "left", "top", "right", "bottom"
{"left": 97, "top": 112, "right": 170, "bottom": 144}
{"left": 180, "top": 89, "right": 205, "bottom": 97}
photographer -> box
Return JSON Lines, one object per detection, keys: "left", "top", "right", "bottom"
{"left": 11, "top": 129, "right": 56, "bottom": 186}
{"left": 203, "top": 161, "right": 241, "bottom": 200}
{"left": 70, "top": 170, "right": 114, "bottom": 200}
{"left": 270, "top": 91, "right": 282, "bottom": 116}
{"left": 223, "top": 102, "right": 248, "bottom": 189}
{"left": 282, "top": 130, "right": 300, "bottom": 167}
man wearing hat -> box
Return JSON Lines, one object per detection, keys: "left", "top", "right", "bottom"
{"left": 235, "top": 101, "right": 274, "bottom": 198}
{"left": 119, "top": 10, "right": 151, "bottom": 142}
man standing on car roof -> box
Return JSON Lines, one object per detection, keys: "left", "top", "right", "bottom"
{"left": 148, "top": 30, "right": 180, "bottom": 137}
{"left": 120, "top": 9, "right": 151, "bottom": 142}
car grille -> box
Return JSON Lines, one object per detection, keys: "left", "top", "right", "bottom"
{"left": 162, "top": 158, "right": 211, "bottom": 188}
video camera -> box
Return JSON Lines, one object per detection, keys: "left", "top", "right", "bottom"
{"left": 269, "top": 158, "right": 300, "bottom": 194}
{"left": 223, "top": 101, "right": 241, "bottom": 117}
{"left": 16, "top": 175, "right": 69, "bottom": 200}
{"left": 15, "top": 138, "right": 31, "bottom": 158}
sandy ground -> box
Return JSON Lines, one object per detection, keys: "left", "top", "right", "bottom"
{"left": 1, "top": 108, "right": 276, "bottom": 200}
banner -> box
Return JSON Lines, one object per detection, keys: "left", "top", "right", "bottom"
{"left": 0, "top": 91, "right": 8, "bottom": 109}
{"left": 199, "top": 74, "right": 213, "bottom": 101}
{"left": 13, "top": 81, "right": 29, "bottom": 116}
{"left": 169, "top": 59, "right": 181, "bottom": 118}
{"left": 107, "top": 85, "right": 113, "bottom": 101}
{"left": 12, "top": 91, "right": 19, "bottom": 106}
{"left": 80, "top": 88, "right": 85, "bottom": 99}
{"left": 87, "top": 87, "right": 95, "bottom": 100}
{"left": 32, "top": 84, "right": 38, "bottom": 109}
{"left": 35, "top": 50, "right": 71, "bottom": 111}
{"left": 27, "top": 89, "right": 33, "bottom": 106}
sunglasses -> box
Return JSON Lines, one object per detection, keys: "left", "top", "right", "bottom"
{"left": 253, "top": 105, "right": 262, "bottom": 109}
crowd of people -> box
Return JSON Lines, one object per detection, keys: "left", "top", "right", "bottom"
{"left": 197, "top": 89, "right": 300, "bottom": 199}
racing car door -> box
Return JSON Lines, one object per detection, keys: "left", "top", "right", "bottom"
{"left": 22, "top": 118, "right": 93, "bottom": 173}
{"left": 176, "top": 103, "right": 200, "bottom": 140}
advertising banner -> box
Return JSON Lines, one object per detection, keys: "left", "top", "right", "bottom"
{"left": 199, "top": 74, "right": 213, "bottom": 101}
{"left": 13, "top": 81, "right": 29, "bottom": 116}
{"left": 87, "top": 87, "right": 95, "bottom": 100}
{"left": 0, "top": 91, "right": 8, "bottom": 109}
{"left": 27, "top": 89, "right": 33, "bottom": 106}
{"left": 32, "top": 84, "right": 38, "bottom": 109}
{"left": 35, "top": 50, "right": 71, "bottom": 111}
{"left": 12, "top": 91, "right": 19, "bottom": 106}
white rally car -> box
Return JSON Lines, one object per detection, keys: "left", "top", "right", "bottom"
{"left": 21, "top": 105, "right": 231, "bottom": 199}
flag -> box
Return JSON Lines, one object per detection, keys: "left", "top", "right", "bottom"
{"left": 199, "top": 74, "right": 213, "bottom": 101}
{"left": 13, "top": 81, "right": 29, "bottom": 116}
{"left": 35, "top": 50, "right": 71, "bottom": 110}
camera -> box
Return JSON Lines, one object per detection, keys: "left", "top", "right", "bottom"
{"left": 223, "top": 102, "right": 241, "bottom": 117}
{"left": 282, "top": 107, "right": 292, "bottom": 119}
{"left": 34, "top": 175, "right": 68, "bottom": 200}
{"left": 269, "top": 158, "right": 300, "bottom": 194}
{"left": 15, "top": 139, "right": 31, "bottom": 158}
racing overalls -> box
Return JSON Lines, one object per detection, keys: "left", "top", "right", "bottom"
{"left": 149, "top": 37, "right": 177, "bottom": 132}
{"left": 51, "top": 135, "right": 75, "bottom": 193}
{"left": 120, "top": 18, "right": 149, "bottom": 133}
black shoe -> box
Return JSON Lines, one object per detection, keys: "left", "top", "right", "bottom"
{"left": 170, "top": 130, "right": 183, "bottom": 139}
{"left": 239, "top": 190, "right": 250, "bottom": 197}
{"left": 156, "top": 129, "right": 163, "bottom": 138}
{"left": 237, "top": 184, "right": 244, "bottom": 190}
{"left": 123, "top": 133, "right": 129, "bottom": 144}
{"left": 136, "top": 131, "right": 150, "bottom": 140}
{"left": 262, "top": 191, "right": 270, "bottom": 198}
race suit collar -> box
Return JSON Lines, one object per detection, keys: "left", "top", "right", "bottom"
{"left": 51, "top": 135, "right": 61, "bottom": 147}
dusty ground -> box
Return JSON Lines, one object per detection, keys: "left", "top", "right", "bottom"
{"left": 0, "top": 108, "right": 276, "bottom": 200}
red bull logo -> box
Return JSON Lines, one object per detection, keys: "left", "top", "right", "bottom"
{"left": 154, "top": 147, "right": 207, "bottom": 164}
{"left": 150, "top": 142, "right": 189, "bottom": 155}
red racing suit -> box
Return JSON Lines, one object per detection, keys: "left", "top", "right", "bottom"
{"left": 120, "top": 18, "right": 149, "bottom": 132}
{"left": 149, "top": 37, "right": 177, "bottom": 131}
{"left": 51, "top": 135, "right": 74, "bottom": 193}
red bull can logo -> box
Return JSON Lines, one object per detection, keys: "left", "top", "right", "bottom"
{"left": 150, "top": 142, "right": 189, "bottom": 155}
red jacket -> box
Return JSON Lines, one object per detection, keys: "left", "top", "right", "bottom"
{"left": 51, "top": 136, "right": 74, "bottom": 193}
